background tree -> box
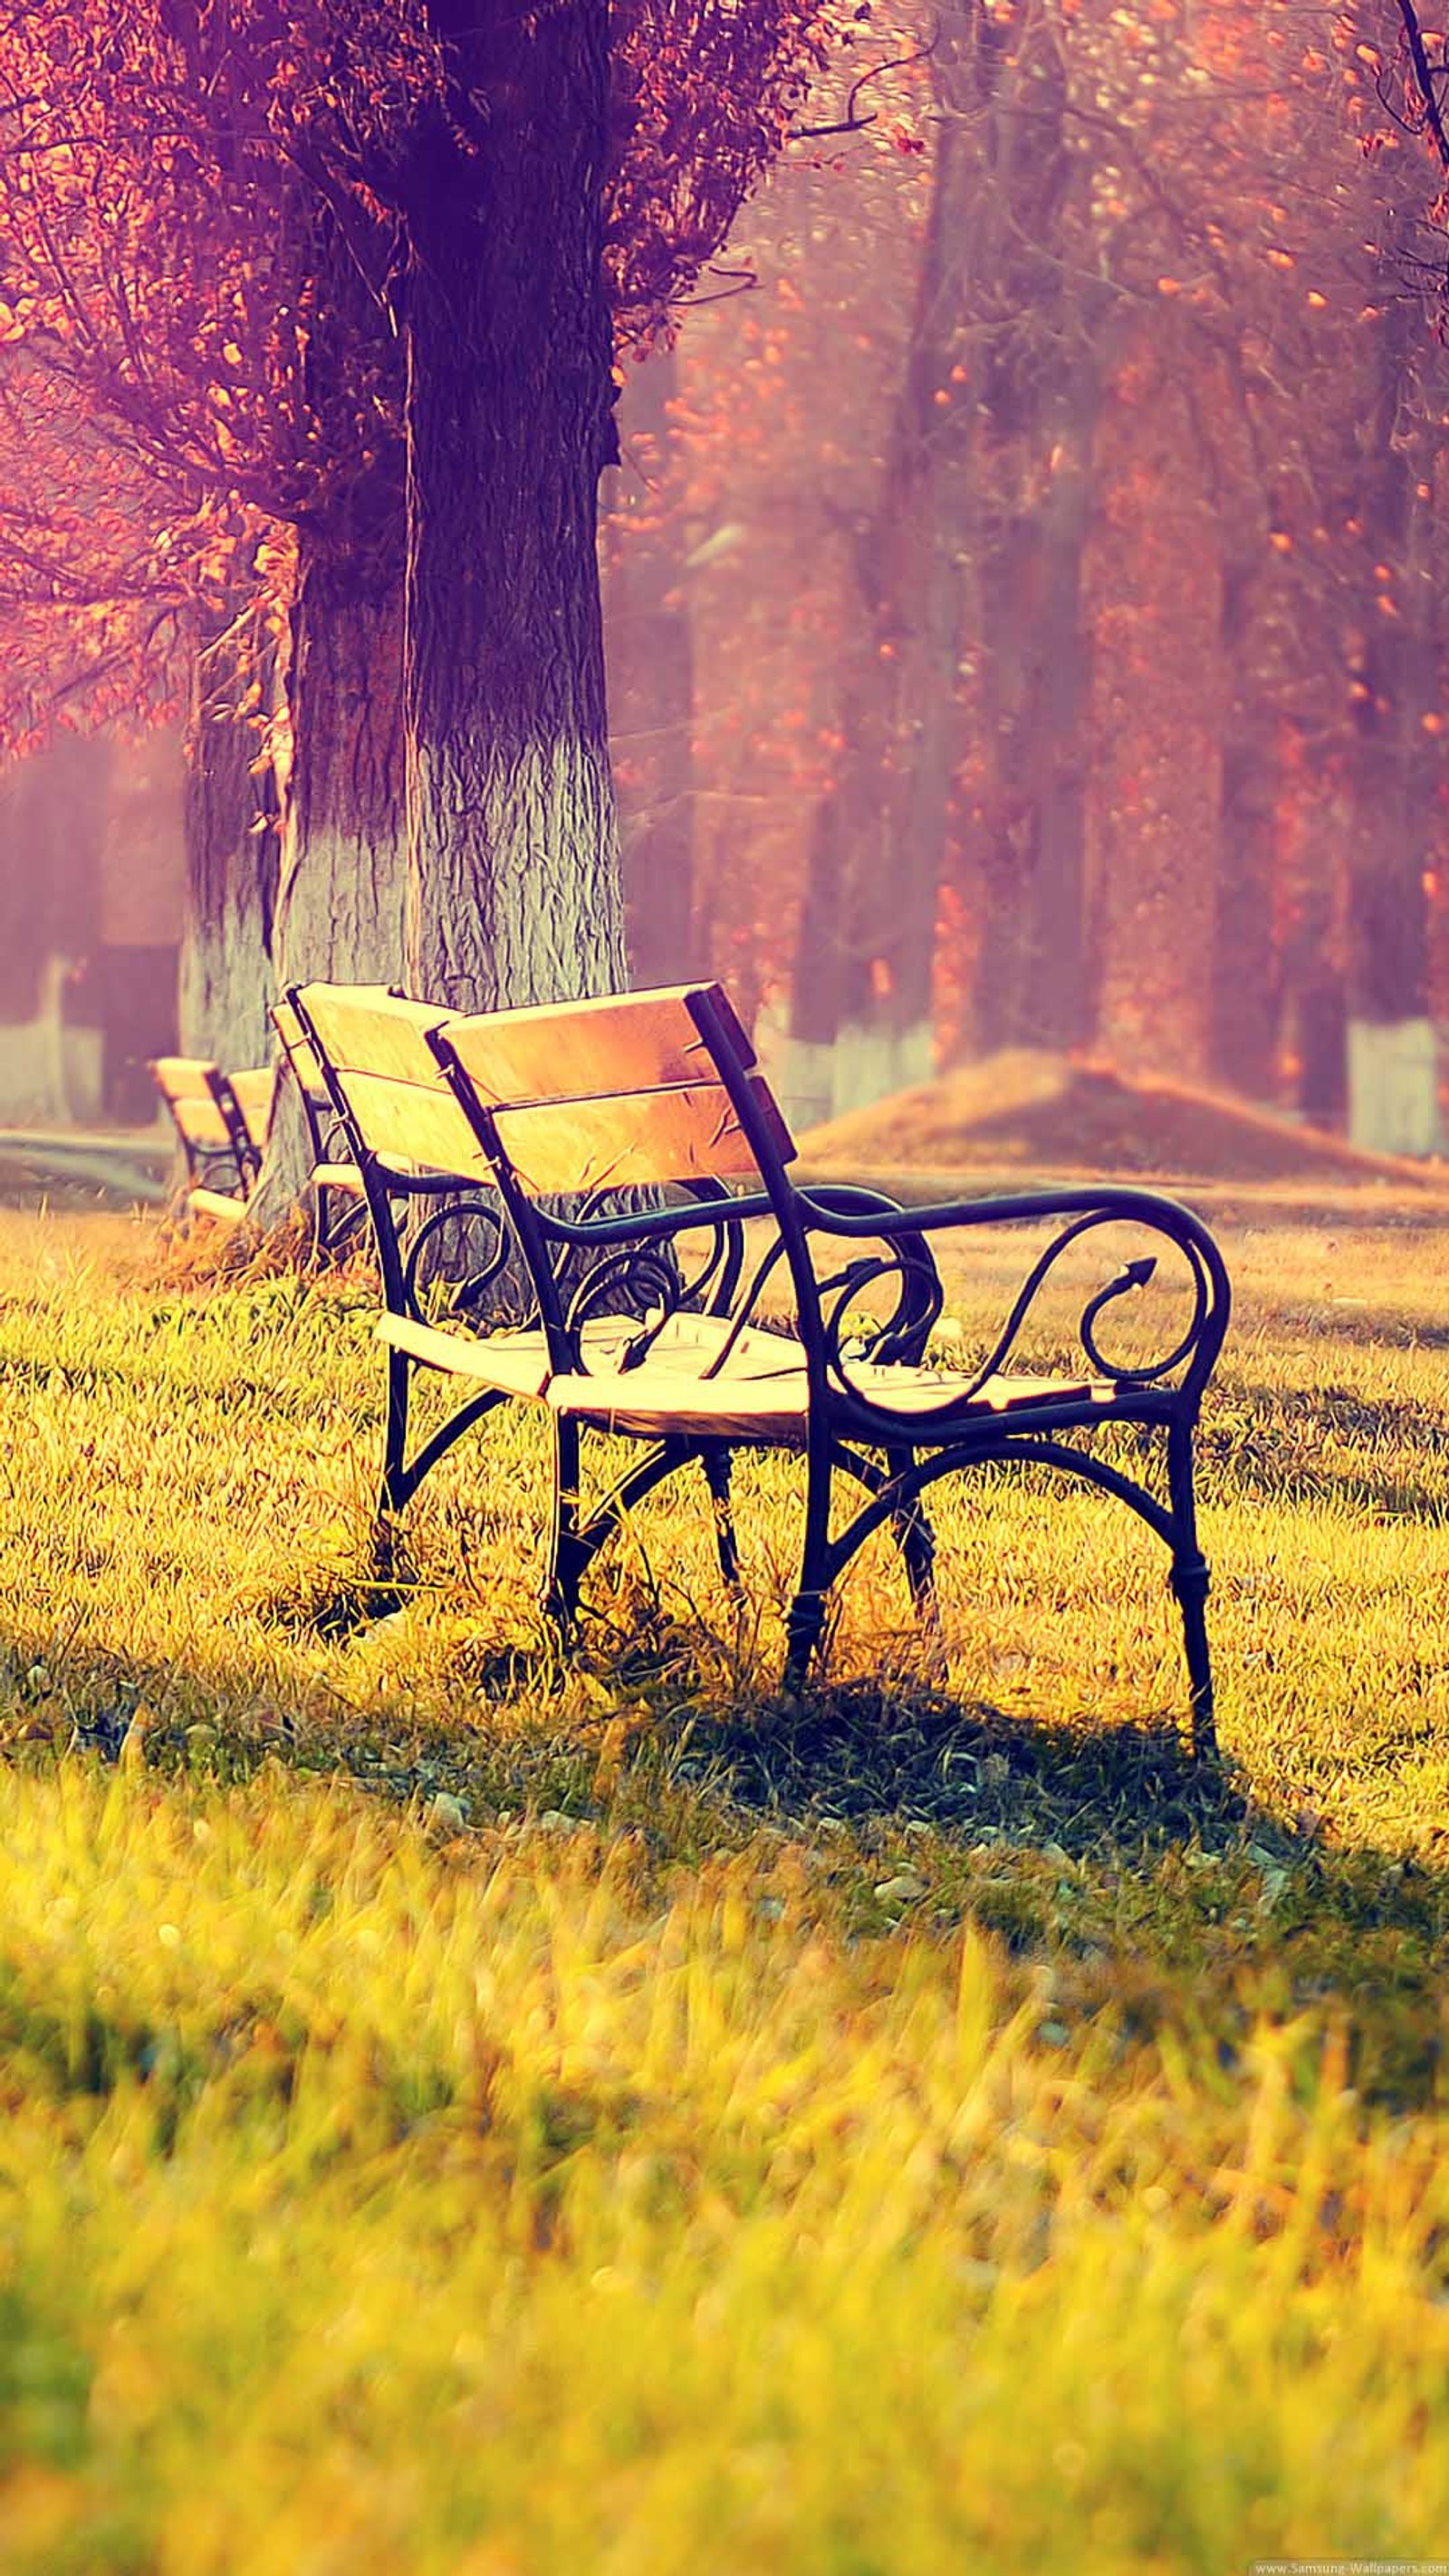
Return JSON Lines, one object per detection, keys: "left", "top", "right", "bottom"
{"left": 0, "top": 0, "right": 828, "bottom": 1069}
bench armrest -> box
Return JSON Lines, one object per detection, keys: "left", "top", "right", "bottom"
{"left": 792, "top": 1180, "right": 1231, "bottom": 1404}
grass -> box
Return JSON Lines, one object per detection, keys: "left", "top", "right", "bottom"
{"left": 0, "top": 1196, "right": 1444, "bottom": 2570}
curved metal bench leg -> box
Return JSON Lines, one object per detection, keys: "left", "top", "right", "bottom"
{"left": 1167, "top": 1420, "right": 1216, "bottom": 1759}
{"left": 546, "top": 1415, "right": 586, "bottom": 1631}
{"left": 379, "top": 1345, "right": 411, "bottom": 1529}
{"left": 783, "top": 1432, "right": 834, "bottom": 1691}
{"left": 828, "top": 1442, "right": 937, "bottom": 1627}
{"left": 699, "top": 1445, "right": 743, "bottom": 1597}
{"left": 548, "top": 1432, "right": 696, "bottom": 1631}
{"left": 886, "top": 1444, "right": 936, "bottom": 1615}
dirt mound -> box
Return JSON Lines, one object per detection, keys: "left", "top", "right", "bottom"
{"left": 798, "top": 1049, "right": 1447, "bottom": 1188}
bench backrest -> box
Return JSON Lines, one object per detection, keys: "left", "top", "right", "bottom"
{"left": 228, "top": 1067, "right": 278, "bottom": 1156}
{"left": 271, "top": 995, "right": 329, "bottom": 1105}
{"left": 150, "top": 1054, "right": 267, "bottom": 1186}
{"left": 290, "top": 985, "right": 489, "bottom": 1179}
{"left": 432, "top": 984, "right": 794, "bottom": 1197}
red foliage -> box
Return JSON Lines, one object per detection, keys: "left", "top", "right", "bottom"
{"left": 0, "top": 0, "right": 830, "bottom": 745}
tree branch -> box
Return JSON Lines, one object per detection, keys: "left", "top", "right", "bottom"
{"left": 1394, "top": 0, "right": 1449, "bottom": 171}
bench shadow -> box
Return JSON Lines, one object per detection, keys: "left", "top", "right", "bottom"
{"left": 8, "top": 1617, "right": 1449, "bottom": 2110}
{"left": 652, "top": 1677, "right": 1246, "bottom": 1846}
{"left": 1204, "top": 1378, "right": 1448, "bottom": 1520}
{"left": 1252, "top": 1303, "right": 1449, "bottom": 1354}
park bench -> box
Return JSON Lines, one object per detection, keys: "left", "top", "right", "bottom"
{"left": 149, "top": 1054, "right": 273, "bottom": 1225}
{"left": 151, "top": 1014, "right": 368, "bottom": 1246}
{"left": 293, "top": 978, "right": 1232, "bottom": 1754}
{"left": 269, "top": 994, "right": 369, "bottom": 1249}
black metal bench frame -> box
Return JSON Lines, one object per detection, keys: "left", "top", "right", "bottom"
{"left": 425, "top": 984, "right": 1233, "bottom": 1755}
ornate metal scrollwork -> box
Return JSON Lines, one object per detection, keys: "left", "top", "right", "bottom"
{"left": 820, "top": 1205, "right": 1214, "bottom": 1413}
{"left": 561, "top": 1177, "right": 750, "bottom": 1370}
{"left": 401, "top": 1196, "right": 516, "bottom": 1324}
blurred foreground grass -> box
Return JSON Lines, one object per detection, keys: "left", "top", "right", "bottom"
{"left": 0, "top": 1200, "right": 1444, "bottom": 2571}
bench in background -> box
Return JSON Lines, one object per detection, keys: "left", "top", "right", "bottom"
{"left": 152, "top": 1017, "right": 369, "bottom": 1249}
{"left": 149, "top": 1055, "right": 272, "bottom": 1225}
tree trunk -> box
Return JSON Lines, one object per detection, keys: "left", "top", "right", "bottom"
{"left": 1087, "top": 328, "right": 1223, "bottom": 1081}
{"left": 246, "top": 526, "right": 408, "bottom": 1223}
{"left": 785, "top": 0, "right": 1102, "bottom": 1126}
{"left": 271, "top": 529, "right": 408, "bottom": 994}
{"left": 1342, "top": 304, "right": 1444, "bottom": 1155}
{"left": 782, "top": 101, "right": 975, "bottom": 1129}
{"left": 969, "top": 400, "right": 1098, "bottom": 1057}
{"left": 400, "top": 0, "right": 626, "bottom": 1014}
{"left": 179, "top": 625, "right": 278, "bottom": 1072}
{"left": 1209, "top": 555, "right": 1283, "bottom": 1101}
{"left": 604, "top": 345, "right": 697, "bottom": 985}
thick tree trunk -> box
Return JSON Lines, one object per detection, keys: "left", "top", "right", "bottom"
{"left": 179, "top": 627, "right": 278, "bottom": 1072}
{"left": 247, "top": 526, "right": 408, "bottom": 1224}
{"left": 271, "top": 530, "right": 408, "bottom": 994}
{"left": 1340, "top": 308, "right": 1443, "bottom": 1153}
{"left": 400, "top": 0, "right": 626, "bottom": 1014}
{"left": 604, "top": 345, "right": 696, "bottom": 985}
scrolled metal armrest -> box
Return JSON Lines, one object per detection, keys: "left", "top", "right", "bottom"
{"left": 795, "top": 1181, "right": 1230, "bottom": 1404}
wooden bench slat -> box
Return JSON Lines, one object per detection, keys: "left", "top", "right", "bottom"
{"left": 377, "top": 1307, "right": 788, "bottom": 1403}
{"left": 229, "top": 1068, "right": 277, "bottom": 1149}
{"left": 441, "top": 983, "right": 753, "bottom": 1110}
{"left": 330, "top": 1068, "right": 490, "bottom": 1176}
{"left": 488, "top": 1078, "right": 787, "bottom": 1195}
{"left": 297, "top": 986, "right": 455, "bottom": 1088}
{"left": 293, "top": 987, "right": 488, "bottom": 1175}
{"left": 187, "top": 1186, "right": 249, "bottom": 1224}
{"left": 376, "top": 1312, "right": 555, "bottom": 1398}
{"left": 171, "top": 1098, "right": 233, "bottom": 1149}
{"left": 150, "top": 1054, "right": 223, "bottom": 1104}
{"left": 548, "top": 1356, "right": 1104, "bottom": 1439}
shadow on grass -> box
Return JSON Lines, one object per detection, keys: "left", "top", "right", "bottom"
{"left": 8, "top": 1590, "right": 1449, "bottom": 2109}
{"left": 1251, "top": 1302, "right": 1449, "bottom": 1354}
{"left": 650, "top": 1677, "right": 1238, "bottom": 1841}
{"left": 1203, "top": 1378, "right": 1448, "bottom": 1519}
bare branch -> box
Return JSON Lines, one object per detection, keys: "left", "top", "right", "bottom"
{"left": 1394, "top": 0, "right": 1449, "bottom": 171}
{"left": 792, "top": 38, "right": 936, "bottom": 140}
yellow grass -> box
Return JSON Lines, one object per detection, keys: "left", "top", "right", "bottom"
{"left": 0, "top": 1197, "right": 1444, "bottom": 2571}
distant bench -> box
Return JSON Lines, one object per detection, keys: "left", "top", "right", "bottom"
{"left": 289, "top": 980, "right": 1233, "bottom": 1754}
{"left": 150, "top": 997, "right": 367, "bottom": 1247}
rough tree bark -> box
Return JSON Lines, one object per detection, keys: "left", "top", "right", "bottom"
{"left": 271, "top": 527, "right": 408, "bottom": 995}
{"left": 243, "top": 175, "right": 413, "bottom": 1226}
{"left": 399, "top": 0, "right": 627, "bottom": 1014}
{"left": 604, "top": 344, "right": 696, "bottom": 985}
{"left": 1340, "top": 299, "right": 1444, "bottom": 1153}
{"left": 244, "top": 521, "right": 409, "bottom": 1222}
{"left": 178, "top": 621, "right": 278, "bottom": 1072}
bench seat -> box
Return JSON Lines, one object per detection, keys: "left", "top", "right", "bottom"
{"left": 548, "top": 1356, "right": 1106, "bottom": 1440}
{"left": 379, "top": 1308, "right": 801, "bottom": 1407}
{"left": 187, "top": 1184, "right": 253, "bottom": 1226}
